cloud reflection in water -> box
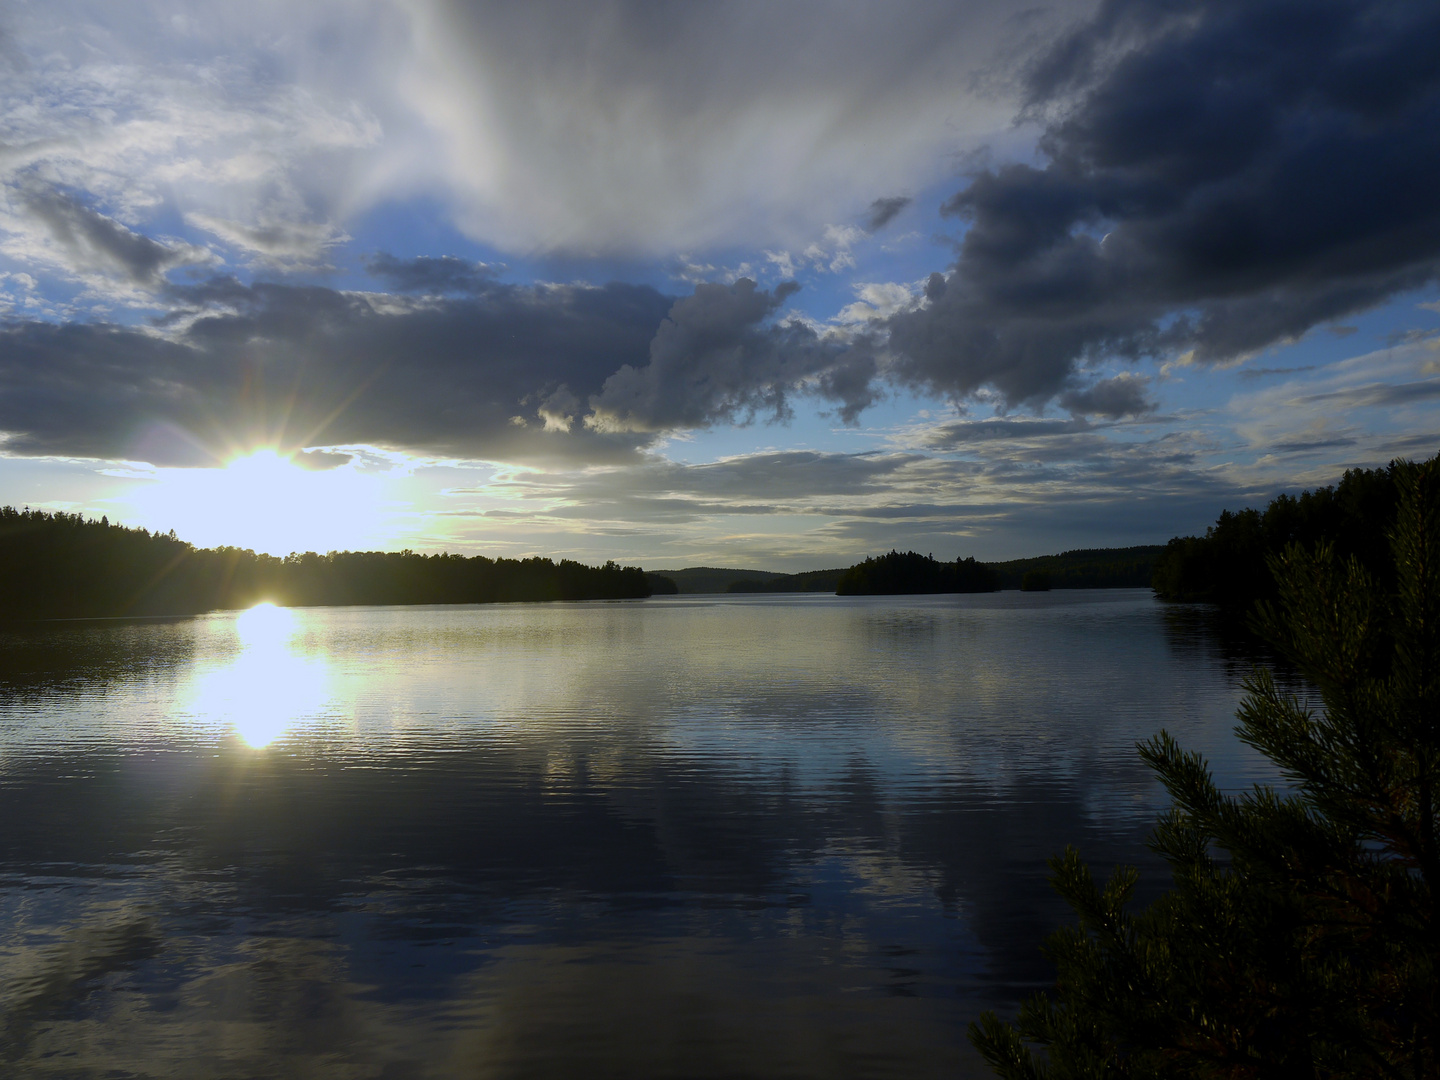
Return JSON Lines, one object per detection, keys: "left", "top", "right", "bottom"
{"left": 0, "top": 593, "right": 1280, "bottom": 1078}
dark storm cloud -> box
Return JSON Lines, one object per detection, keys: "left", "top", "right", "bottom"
{"left": 864, "top": 197, "right": 912, "bottom": 232}
{"left": 0, "top": 277, "right": 675, "bottom": 464}
{"left": 589, "top": 279, "right": 880, "bottom": 431}
{"left": 886, "top": 0, "right": 1440, "bottom": 407}
{"left": 0, "top": 272, "right": 887, "bottom": 464}
{"left": 363, "top": 253, "right": 500, "bottom": 294}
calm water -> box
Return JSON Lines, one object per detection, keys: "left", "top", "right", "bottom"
{"left": 0, "top": 590, "right": 1275, "bottom": 1078}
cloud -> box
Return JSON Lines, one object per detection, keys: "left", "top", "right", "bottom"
{"left": 294, "top": 448, "right": 354, "bottom": 470}
{"left": 801, "top": 225, "right": 866, "bottom": 273}
{"left": 0, "top": 4, "right": 388, "bottom": 299}
{"left": 0, "top": 276, "right": 678, "bottom": 465}
{"left": 885, "top": 0, "right": 1440, "bottom": 409}
{"left": 0, "top": 272, "right": 894, "bottom": 465}
{"left": 864, "top": 197, "right": 912, "bottom": 232}
{"left": 834, "top": 282, "right": 919, "bottom": 325}
{"left": 589, "top": 278, "right": 880, "bottom": 431}
{"left": 14, "top": 185, "right": 214, "bottom": 289}
{"left": 363, "top": 253, "right": 500, "bottom": 294}
{"left": 537, "top": 386, "right": 583, "bottom": 434}
{"left": 917, "top": 417, "right": 1094, "bottom": 449}
{"left": 1227, "top": 339, "right": 1440, "bottom": 462}
{"left": 186, "top": 213, "right": 348, "bottom": 269}
{"left": 399, "top": 0, "right": 1054, "bottom": 253}
{"left": 1058, "top": 374, "right": 1155, "bottom": 419}
{"left": 1238, "top": 365, "right": 1317, "bottom": 381}
{"left": 431, "top": 433, "right": 1263, "bottom": 565}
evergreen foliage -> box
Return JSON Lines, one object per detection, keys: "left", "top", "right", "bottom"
{"left": 1020, "top": 570, "right": 1053, "bottom": 592}
{"left": 991, "top": 547, "right": 1164, "bottom": 591}
{"left": 1151, "top": 461, "right": 1408, "bottom": 606}
{"left": 644, "top": 572, "right": 680, "bottom": 595}
{"left": 971, "top": 458, "right": 1440, "bottom": 1079}
{"left": 835, "top": 550, "right": 999, "bottom": 595}
{"left": 0, "top": 507, "right": 651, "bottom": 619}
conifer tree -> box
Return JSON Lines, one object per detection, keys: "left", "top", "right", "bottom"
{"left": 972, "top": 459, "right": 1439, "bottom": 1079}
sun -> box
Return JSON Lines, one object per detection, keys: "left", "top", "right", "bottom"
{"left": 125, "top": 449, "right": 386, "bottom": 554}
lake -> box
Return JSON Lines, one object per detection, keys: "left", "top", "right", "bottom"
{"left": 0, "top": 590, "right": 1276, "bottom": 1078}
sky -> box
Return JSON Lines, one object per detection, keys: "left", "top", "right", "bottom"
{"left": 0, "top": 0, "right": 1437, "bottom": 571}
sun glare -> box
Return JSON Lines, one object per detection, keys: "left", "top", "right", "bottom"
{"left": 236, "top": 599, "right": 296, "bottom": 644}
{"left": 126, "top": 449, "right": 385, "bottom": 555}
{"left": 183, "top": 602, "right": 334, "bottom": 748}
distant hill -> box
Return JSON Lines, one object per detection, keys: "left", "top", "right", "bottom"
{"left": 647, "top": 566, "right": 842, "bottom": 594}
{"left": 987, "top": 546, "right": 1165, "bottom": 590}
{"left": 727, "top": 568, "right": 845, "bottom": 593}
{"left": 654, "top": 549, "right": 1164, "bottom": 596}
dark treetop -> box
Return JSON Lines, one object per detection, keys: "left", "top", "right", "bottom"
{"left": 1149, "top": 455, "right": 1428, "bottom": 607}
{"left": 835, "top": 551, "right": 999, "bottom": 595}
{"left": 0, "top": 507, "right": 650, "bottom": 620}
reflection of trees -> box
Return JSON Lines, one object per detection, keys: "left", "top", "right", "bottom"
{"left": 1158, "top": 603, "right": 1295, "bottom": 683}
{"left": 0, "top": 618, "right": 199, "bottom": 698}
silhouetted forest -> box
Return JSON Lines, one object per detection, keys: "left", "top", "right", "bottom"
{"left": 1150, "top": 456, "right": 1427, "bottom": 607}
{"left": 643, "top": 572, "right": 680, "bottom": 595}
{"left": 835, "top": 551, "right": 999, "bottom": 595}
{"left": 0, "top": 507, "right": 651, "bottom": 620}
{"left": 989, "top": 546, "right": 1164, "bottom": 590}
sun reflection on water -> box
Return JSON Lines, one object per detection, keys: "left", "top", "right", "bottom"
{"left": 183, "top": 603, "right": 334, "bottom": 747}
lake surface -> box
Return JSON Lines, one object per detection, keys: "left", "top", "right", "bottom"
{"left": 0, "top": 590, "right": 1277, "bottom": 1078}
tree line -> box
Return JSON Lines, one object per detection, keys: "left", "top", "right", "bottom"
{"left": 990, "top": 546, "right": 1163, "bottom": 591}
{"left": 1150, "top": 458, "right": 1412, "bottom": 607}
{"left": 0, "top": 507, "right": 650, "bottom": 620}
{"left": 835, "top": 550, "right": 999, "bottom": 594}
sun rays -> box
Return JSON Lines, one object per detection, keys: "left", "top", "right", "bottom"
{"left": 124, "top": 449, "right": 387, "bottom": 556}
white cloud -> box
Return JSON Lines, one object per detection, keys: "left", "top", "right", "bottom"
{"left": 834, "top": 281, "right": 919, "bottom": 324}
{"left": 0, "top": 2, "right": 387, "bottom": 292}
{"left": 764, "top": 250, "right": 797, "bottom": 279}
